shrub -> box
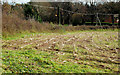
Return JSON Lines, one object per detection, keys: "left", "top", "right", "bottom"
{"left": 72, "top": 14, "right": 83, "bottom": 26}
{"left": 38, "top": 16, "right": 42, "bottom": 23}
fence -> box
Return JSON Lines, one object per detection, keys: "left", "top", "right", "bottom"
{"left": 30, "top": 3, "right": 120, "bottom": 26}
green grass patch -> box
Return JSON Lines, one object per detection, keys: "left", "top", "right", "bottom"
{"left": 2, "top": 29, "right": 118, "bottom": 41}
{"left": 2, "top": 49, "right": 113, "bottom": 73}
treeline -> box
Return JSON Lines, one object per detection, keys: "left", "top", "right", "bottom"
{"left": 2, "top": 2, "right": 120, "bottom": 26}
{"left": 28, "top": 2, "right": 120, "bottom": 26}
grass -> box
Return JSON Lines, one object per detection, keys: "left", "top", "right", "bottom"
{"left": 85, "top": 22, "right": 118, "bottom": 25}
{"left": 2, "top": 29, "right": 119, "bottom": 73}
{"left": 2, "top": 31, "right": 57, "bottom": 40}
{"left": 3, "top": 28, "right": 118, "bottom": 41}
{"left": 2, "top": 49, "right": 112, "bottom": 73}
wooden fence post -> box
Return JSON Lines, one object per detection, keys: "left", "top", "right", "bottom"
{"left": 61, "top": 11, "right": 65, "bottom": 25}
{"left": 57, "top": 7, "right": 59, "bottom": 24}
{"left": 111, "top": 15, "right": 114, "bottom": 25}
{"left": 57, "top": 6, "right": 61, "bottom": 25}
{"left": 91, "top": 15, "right": 94, "bottom": 25}
{"left": 68, "top": 13, "right": 70, "bottom": 25}
{"left": 118, "top": 14, "right": 120, "bottom": 26}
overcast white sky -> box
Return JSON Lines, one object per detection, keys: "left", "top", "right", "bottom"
{"left": 1, "top": 0, "right": 30, "bottom": 4}
{"left": 1, "top": 0, "right": 119, "bottom": 4}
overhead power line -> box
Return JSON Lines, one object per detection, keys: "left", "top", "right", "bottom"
{"left": 32, "top": 4, "right": 119, "bottom": 15}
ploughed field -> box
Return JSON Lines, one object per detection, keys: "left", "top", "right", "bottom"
{"left": 2, "top": 30, "right": 119, "bottom": 73}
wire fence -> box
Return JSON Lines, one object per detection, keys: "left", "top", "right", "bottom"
{"left": 31, "top": 4, "right": 120, "bottom": 26}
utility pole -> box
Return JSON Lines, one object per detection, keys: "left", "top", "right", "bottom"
{"left": 57, "top": 6, "right": 61, "bottom": 25}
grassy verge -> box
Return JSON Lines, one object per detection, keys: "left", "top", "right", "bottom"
{"left": 2, "top": 29, "right": 118, "bottom": 40}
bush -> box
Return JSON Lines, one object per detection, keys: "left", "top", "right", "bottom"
{"left": 72, "top": 14, "right": 83, "bottom": 26}
{"left": 38, "top": 16, "right": 42, "bottom": 23}
{"left": 23, "top": 4, "right": 39, "bottom": 20}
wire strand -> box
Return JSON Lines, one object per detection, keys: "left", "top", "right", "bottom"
{"left": 32, "top": 4, "right": 119, "bottom": 15}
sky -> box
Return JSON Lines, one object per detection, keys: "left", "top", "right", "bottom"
{"left": 1, "top": 0, "right": 119, "bottom": 4}
{"left": 1, "top": 0, "right": 30, "bottom": 4}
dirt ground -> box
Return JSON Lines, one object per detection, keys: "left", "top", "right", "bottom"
{"left": 2, "top": 31, "right": 119, "bottom": 72}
